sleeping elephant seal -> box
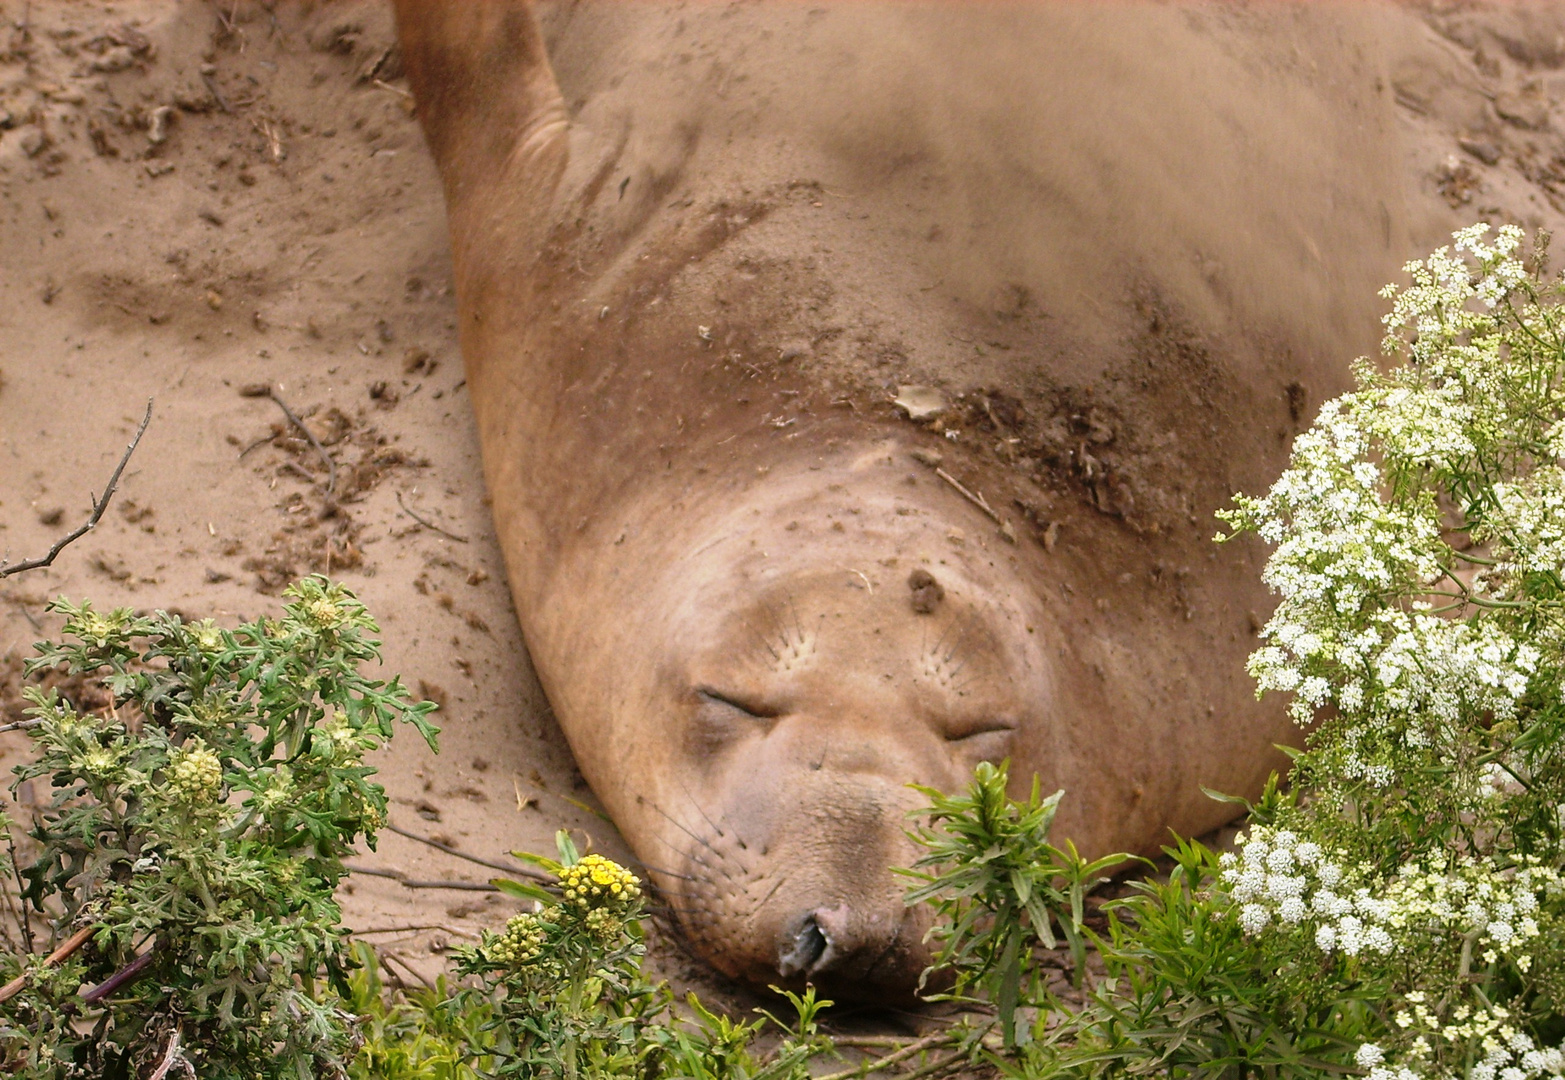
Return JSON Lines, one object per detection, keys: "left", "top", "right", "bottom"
{"left": 392, "top": 1, "right": 1408, "bottom": 995}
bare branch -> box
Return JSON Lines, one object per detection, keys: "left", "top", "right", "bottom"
{"left": 147, "top": 1029, "right": 191, "bottom": 1080}
{"left": 343, "top": 864, "right": 499, "bottom": 891}
{"left": 347, "top": 923, "right": 477, "bottom": 938}
{"left": 934, "top": 467, "right": 1003, "bottom": 525}
{"left": 80, "top": 944, "right": 158, "bottom": 1004}
{"left": 815, "top": 1032, "right": 958, "bottom": 1080}
{"left": 0, "top": 400, "right": 153, "bottom": 579}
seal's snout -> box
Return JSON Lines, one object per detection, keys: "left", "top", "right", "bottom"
{"left": 778, "top": 912, "right": 833, "bottom": 977}
{"left": 774, "top": 901, "right": 918, "bottom": 987}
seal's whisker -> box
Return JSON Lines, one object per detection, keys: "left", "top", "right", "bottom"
{"left": 645, "top": 828, "right": 718, "bottom": 870}
{"left": 930, "top": 611, "right": 959, "bottom": 659}
{"left": 942, "top": 612, "right": 976, "bottom": 665}
{"left": 786, "top": 592, "right": 807, "bottom": 654}
{"left": 676, "top": 779, "right": 726, "bottom": 839}
{"left": 752, "top": 874, "right": 786, "bottom": 912}
{"left": 745, "top": 619, "right": 782, "bottom": 663}
{"left": 639, "top": 863, "right": 699, "bottom": 882}
{"left": 640, "top": 795, "right": 723, "bottom": 855}
{"left": 760, "top": 599, "right": 793, "bottom": 654}
{"left": 647, "top": 882, "right": 697, "bottom": 901}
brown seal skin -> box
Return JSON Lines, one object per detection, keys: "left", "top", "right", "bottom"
{"left": 392, "top": 1, "right": 1410, "bottom": 997}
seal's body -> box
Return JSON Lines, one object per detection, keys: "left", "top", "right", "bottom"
{"left": 394, "top": 1, "right": 1407, "bottom": 995}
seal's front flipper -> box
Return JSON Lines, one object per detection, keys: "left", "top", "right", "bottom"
{"left": 393, "top": 0, "right": 568, "bottom": 239}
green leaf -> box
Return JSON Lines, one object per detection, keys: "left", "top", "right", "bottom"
{"left": 489, "top": 878, "right": 554, "bottom": 905}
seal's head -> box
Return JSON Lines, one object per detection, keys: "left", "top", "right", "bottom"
{"left": 551, "top": 443, "right": 1057, "bottom": 997}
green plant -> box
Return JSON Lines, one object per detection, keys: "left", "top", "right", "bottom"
{"left": 345, "top": 943, "right": 489, "bottom": 1080}
{"left": 0, "top": 577, "right": 834, "bottom": 1080}
{"left": 449, "top": 831, "right": 833, "bottom": 1080}
{"left": 1211, "top": 224, "right": 1565, "bottom": 1079}
{"left": 902, "top": 761, "right": 1124, "bottom": 1051}
{"left": 0, "top": 576, "right": 438, "bottom": 1078}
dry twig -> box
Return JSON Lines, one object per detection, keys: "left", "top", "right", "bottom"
{"left": 148, "top": 1029, "right": 195, "bottom": 1080}
{"left": 396, "top": 491, "right": 468, "bottom": 543}
{"left": 262, "top": 387, "right": 336, "bottom": 494}
{"left": 386, "top": 821, "right": 550, "bottom": 882}
{"left": 377, "top": 948, "right": 436, "bottom": 990}
{"left": 0, "top": 400, "right": 153, "bottom": 579}
{"left": 816, "top": 1031, "right": 958, "bottom": 1080}
{"left": 348, "top": 923, "right": 476, "bottom": 938}
{"left": 344, "top": 864, "right": 499, "bottom": 892}
{"left": 933, "top": 467, "right": 1002, "bottom": 525}
{"left": 202, "top": 70, "right": 231, "bottom": 113}
{"left": 81, "top": 944, "right": 158, "bottom": 1004}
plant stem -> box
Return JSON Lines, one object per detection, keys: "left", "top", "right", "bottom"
{"left": 814, "top": 1031, "right": 957, "bottom": 1080}
{"left": 0, "top": 924, "right": 96, "bottom": 1004}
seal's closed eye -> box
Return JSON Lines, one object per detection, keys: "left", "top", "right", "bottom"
{"left": 687, "top": 688, "right": 781, "bottom": 757}
{"left": 696, "top": 687, "right": 781, "bottom": 720}
{"left": 941, "top": 717, "right": 1018, "bottom": 742}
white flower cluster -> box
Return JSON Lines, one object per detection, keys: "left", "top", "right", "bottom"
{"left": 1483, "top": 470, "right": 1565, "bottom": 616}
{"left": 1379, "top": 223, "right": 1527, "bottom": 362}
{"left": 1358, "top": 1001, "right": 1565, "bottom": 1080}
{"left": 1236, "top": 418, "right": 1538, "bottom": 736}
{"left": 1255, "top": 608, "right": 1536, "bottom": 785}
{"left": 1219, "top": 829, "right": 1558, "bottom": 968}
{"left": 1220, "top": 827, "right": 1391, "bottom": 954}
{"left": 1214, "top": 224, "right": 1564, "bottom": 1080}
{"left": 1356, "top": 1042, "right": 1421, "bottom": 1080}
{"left": 1221, "top": 224, "right": 1547, "bottom": 778}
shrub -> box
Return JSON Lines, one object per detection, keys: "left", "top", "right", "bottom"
{"left": 1215, "top": 224, "right": 1565, "bottom": 1079}
{"left": 0, "top": 576, "right": 831, "bottom": 1080}
{"left": 0, "top": 577, "right": 438, "bottom": 1078}
{"left": 901, "top": 763, "right": 1123, "bottom": 1051}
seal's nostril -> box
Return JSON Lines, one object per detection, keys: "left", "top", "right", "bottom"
{"left": 777, "top": 915, "right": 830, "bottom": 977}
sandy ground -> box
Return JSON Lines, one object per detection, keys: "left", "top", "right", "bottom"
{"left": 2, "top": 0, "right": 1565, "bottom": 1019}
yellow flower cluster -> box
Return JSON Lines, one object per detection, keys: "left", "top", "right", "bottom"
{"left": 257, "top": 765, "right": 294, "bottom": 812}
{"left": 77, "top": 745, "right": 124, "bottom": 783}
{"left": 167, "top": 738, "right": 222, "bottom": 805}
{"left": 487, "top": 912, "right": 547, "bottom": 966}
{"left": 301, "top": 595, "right": 346, "bottom": 631}
{"left": 558, "top": 855, "right": 641, "bottom": 913}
